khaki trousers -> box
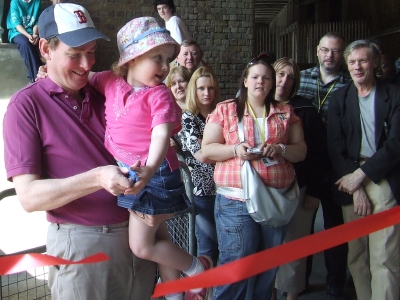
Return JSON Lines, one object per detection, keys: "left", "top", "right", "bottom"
{"left": 342, "top": 176, "right": 400, "bottom": 300}
{"left": 47, "top": 222, "right": 156, "bottom": 300}
{"left": 275, "top": 187, "right": 317, "bottom": 294}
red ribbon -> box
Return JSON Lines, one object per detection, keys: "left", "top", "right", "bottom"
{"left": 0, "top": 253, "right": 109, "bottom": 275}
{"left": 152, "top": 205, "right": 400, "bottom": 298}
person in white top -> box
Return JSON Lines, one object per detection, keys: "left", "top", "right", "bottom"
{"left": 154, "top": 0, "right": 191, "bottom": 44}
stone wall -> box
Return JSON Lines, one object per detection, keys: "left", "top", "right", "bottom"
{"left": 50, "top": 0, "right": 254, "bottom": 99}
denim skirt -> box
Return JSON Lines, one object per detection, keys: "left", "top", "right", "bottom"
{"left": 117, "top": 159, "right": 190, "bottom": 215}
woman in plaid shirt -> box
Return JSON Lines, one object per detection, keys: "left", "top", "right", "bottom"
{"left": 202, "top": 56, "right": 306, "bottom": 300}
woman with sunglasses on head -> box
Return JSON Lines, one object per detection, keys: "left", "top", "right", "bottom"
{"left": 271, "top": 58, "right": 327, "bottom": 300}
{"left": 202, "top": 56, "right": 307, "bottom": 300}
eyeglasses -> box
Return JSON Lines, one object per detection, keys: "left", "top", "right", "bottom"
{"left": 247, "top": 57, "right": 272, "bottom": 68}
{"left": 319, "top": 47, "right": 343, "bottom": 55}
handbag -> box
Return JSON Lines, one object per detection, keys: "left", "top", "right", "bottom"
{"left": 238, "top": 119, "right": 299, "bottom": 227}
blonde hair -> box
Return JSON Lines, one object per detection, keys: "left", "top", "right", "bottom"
{"left": 111, "top": 61, "right": 129, "bottom": 78}
{"left": 165, "top": 66, "right": 192, "bottom": 90}
{"left": 186, "top": 66, "right": 220, "bottom": 115}
{"left": 273, "top": 57, "right": 300, "bottom": 99}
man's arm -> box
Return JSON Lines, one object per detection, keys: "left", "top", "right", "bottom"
{"left": 336, "top": 168, "right": 366, "bottom": 194}
{"left": 12, "top": 165, "right": 132, "bottom": 213}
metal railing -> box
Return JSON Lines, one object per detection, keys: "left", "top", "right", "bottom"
{"left": 0, "top": 188, "right": 51, "bottom": 300}
{"left": 0, "top": 162, "right": 196, "bottom": 299}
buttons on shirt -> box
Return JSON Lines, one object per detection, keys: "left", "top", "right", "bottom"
{"left": 73, "top": 106, "right": 78, "bottom": 110}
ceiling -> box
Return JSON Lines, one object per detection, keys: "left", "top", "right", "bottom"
{"left": 255, "top": 0, "right": 317, "bottom": 24}
{"left": 254, "top": 0, "right": 291, "bottom": 24}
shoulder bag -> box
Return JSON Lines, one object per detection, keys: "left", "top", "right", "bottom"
{"left": 238, "top": 119, "right": 299, "bottom": 227}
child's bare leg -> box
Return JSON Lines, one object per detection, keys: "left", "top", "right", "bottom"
{"left": 155, "top": 222, "right": 182, "bottom": 282}
{"left": 128, "top": 212, "right": 192, "bottom": 271}
{"left": 129, "top": 212, "right": 211, "bottom": 296}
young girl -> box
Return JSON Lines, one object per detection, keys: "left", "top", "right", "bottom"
{"left": 90, "top": 17, "right": 212, "bottom": 300}
{"left": 180, "top": 67, "right": 220, "bottom": 266}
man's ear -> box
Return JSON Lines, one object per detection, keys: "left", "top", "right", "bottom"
{"left": 39, "top": 38, "right": 51, "bottom": 61}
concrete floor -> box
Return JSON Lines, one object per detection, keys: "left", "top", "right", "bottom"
{"left": 0, "top": 94, "right": 357, "bottom": 299}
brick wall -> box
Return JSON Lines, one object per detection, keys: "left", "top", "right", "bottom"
{"left": 42, "top": 0, "right": 254, "bottom": 99}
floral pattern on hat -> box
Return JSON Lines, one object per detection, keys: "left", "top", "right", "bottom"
{"left": 117, "top": 17, "right": 180, "bottom": 67}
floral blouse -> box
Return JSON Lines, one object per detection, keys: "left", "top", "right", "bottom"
{"left": 180, "top": 111, "right": 216, "bottom": 196}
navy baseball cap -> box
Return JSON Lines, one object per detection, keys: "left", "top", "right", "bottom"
{"left": 38, "top": 3, "right": 109, "bottom": 47}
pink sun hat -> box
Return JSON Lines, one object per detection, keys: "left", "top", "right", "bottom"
{"left": 117, "top": 17, "right": 180, "bottom": 67}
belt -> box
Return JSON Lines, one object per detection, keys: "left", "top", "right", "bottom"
{"left": 216, "top": 185, "right": 245, "bottom": 200}
{"left": 52, "top": 221, "right": 129, "bottom": 233}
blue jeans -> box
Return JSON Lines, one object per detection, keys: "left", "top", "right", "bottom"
{"left": 117, "top": 159, "right": 189, "bottom": 215}
{"left": 213, "top": 194, "right": 288, "bottom": 300}
{"left": 194, "top": 195, "right": 218, "bottom": 265}
{"left": 12, "top": 34, "right": 43, "bottom": 82}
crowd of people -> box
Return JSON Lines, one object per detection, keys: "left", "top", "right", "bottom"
{"left": 2, "top": 1, "right": 400, "bottom": 300}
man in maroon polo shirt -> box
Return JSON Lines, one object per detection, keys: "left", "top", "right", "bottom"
{"left": 3, "top": 3, "right": 158, "bottom": 299}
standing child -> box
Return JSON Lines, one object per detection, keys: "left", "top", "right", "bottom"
{"left": 90, "top": 17, "right": 212, "bottom": 300}
{"left": 180, "top": 67, "right": 220, "bottom": 266}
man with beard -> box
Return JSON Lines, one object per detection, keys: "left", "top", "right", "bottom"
{"left": 297, "top": 32, "right": 351, "bottom": 300}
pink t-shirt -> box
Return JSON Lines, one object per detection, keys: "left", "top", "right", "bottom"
{"left": 90, "top": 71, "right": 182, "bottom": 171}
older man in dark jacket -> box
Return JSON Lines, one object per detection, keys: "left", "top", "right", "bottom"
{"left": 327, "top": 39, "right": 400, "bottom": 300}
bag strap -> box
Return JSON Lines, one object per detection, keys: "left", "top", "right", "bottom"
{"left": 238, "top": 119, "right": 245, "bottom": 142}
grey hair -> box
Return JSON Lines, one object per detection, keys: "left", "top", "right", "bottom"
{"left": 343, "top": 39, "right": 380, "bottom": 63}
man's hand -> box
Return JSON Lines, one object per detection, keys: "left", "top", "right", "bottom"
{"left": 303, "top": 195, "right": 320, "bottom": 210}
{"left": 97, "top": 165, "right": 133, "bottom": 196}
{"left": 336, "top": 168, "right": 366, "bottom": 194}
{"left": 352, "top": 186, "right": 372, "bottom": 216}
{"left": 129, "top": 210, "right": 173, "bottom": 227}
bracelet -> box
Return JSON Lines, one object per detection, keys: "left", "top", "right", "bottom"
{"left": 278, "top": 143, "right": 286, "bottom": 155}
{"left": 233, "top": 143, "right": 241, "bottom": 157}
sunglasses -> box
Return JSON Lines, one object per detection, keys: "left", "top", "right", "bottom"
{"left": 246, "top": 57, "right": 273, "bottom": 68}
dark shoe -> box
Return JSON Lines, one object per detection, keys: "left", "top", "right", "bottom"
{"left": 327, "top": 286, "right": 345, "bottom": 300}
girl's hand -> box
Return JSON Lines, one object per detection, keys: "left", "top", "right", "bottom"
{"left": 236, "top": 142, "right": 260, "bottom": 161}
{"left": 260, "top": 142, "right": 282, "bottom": 157}
{"left": 123, "top": 165, "right": 156, "bottom": 196}
{"left": 36, "top": 65, "right": 48, "bottom": 81}
{"left": 129, "top": 210, "right": 173, "bottom": 227}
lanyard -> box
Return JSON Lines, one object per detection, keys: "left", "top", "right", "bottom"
{"left": 317, "top": 79, "right": 336, "bottom": 113}
{"left": 247, "top": 102, "right": 266, "bottom": 142}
